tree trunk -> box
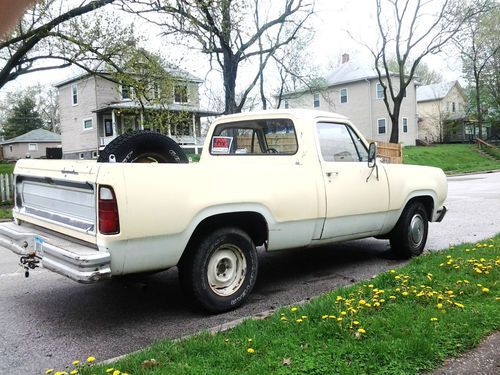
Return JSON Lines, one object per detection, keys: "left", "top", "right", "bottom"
{"left": 475, "top": 70, "right": 482, "bottom": 140}
{"left": 223, "top": 51, "right": 239, "bottom": 114}
{"left": 389, "top": 100, "right": 401, "bottom": 144}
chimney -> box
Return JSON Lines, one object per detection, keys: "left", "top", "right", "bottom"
{"left": 341, "top": 53, "right": 350, "bottom": 64}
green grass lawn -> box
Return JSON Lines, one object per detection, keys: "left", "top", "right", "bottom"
{"left": 403, "top": 144, "right": 500, "bottom": 175}
{"left": 62, "top": 236, "right": 500, "bottom": 375}
{"left": 0, "top": 162, "right": 15, "bottom": 175}
{"left": 0, "top": 203, "right": 12, "bottom": 220}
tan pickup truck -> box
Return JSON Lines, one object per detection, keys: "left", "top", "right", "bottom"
{"left": 0, "top": 109, "right": 447, "bottom": 312}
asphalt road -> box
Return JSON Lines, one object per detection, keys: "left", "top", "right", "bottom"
{"left": 0, "top": 171, "right": 499, "bottom": 375}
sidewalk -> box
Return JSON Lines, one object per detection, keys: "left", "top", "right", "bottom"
{"left": 427, "top": 331, "right": 500, "bottom": 375}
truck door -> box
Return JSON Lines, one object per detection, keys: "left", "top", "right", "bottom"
{"left": 316, "top": 122, "right": 390, "bottom": 239}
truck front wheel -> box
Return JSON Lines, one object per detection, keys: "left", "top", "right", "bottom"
{"left": 389, "top": 201, "right": 429, "bottom": 259}
{"left": 179, "top": 227, "right": 258, "bottom": 313}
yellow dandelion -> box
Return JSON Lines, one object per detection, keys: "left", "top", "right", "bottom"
{"left": 454, "top": 303, "right": 464, "bottom": 309}
{"left": 291, "top": 307, "right": 298, "bottom": 312}
{"left": 86, "top": 357, "right": 96, "bottom": 363}
{"left": 437, "top": 303, "right": 443, "bottom": 309}
{"left": 353, "top": 321, "right": 360, "bottom": 325}
{"left": 359, "top": 300, "right": 366, "bottom": 305}
{"left": 45, "top": 370, "right": 54, "bottom": 375}
{"left": 329, "top": 315, "right": 336, "bottom": 319}
{"left": 70, "top": 371, "right": 78, "bottom": 375}
{"left": 402, "top": 292, "right": 409, "bottom": 296}
{"left": 113, "top": 370, "right": 121, "bottom": 375}
{"left": 357, "top": 328, "right": 366, "bottom": 334}
{"left": 389, "top": 270, "right": 396, "bottom": 274}
{"left": 389, "top": 296, "right": 397, "bottom": 300}
{"left": 72, "top": 360, "right": 79, "bottom": 366}
{"left": 247, "top": 348, "right": 255, "bottom": 354}
{"left": 321, "top": 315, "right": 328, "bottom": 319}
{"left": 248, "top": 338, "right": 253, "bottom": 343}
{"left": 280, "top": 316, "right": 287, "bottom": 321}
{"left": 340, "top": 311, "right": 347, "bottom": 316}
{"left": 301, "top": 315, "right": 308, "bottom": 319}
{"left": 373, "top": 302, "right": 380, "bottom": 307}
{"left": 336, "top": 296, "right": 343, "bottom": 301}
{"left": 296, "top": 319, "right": 303, "bottom": 323}
{"left": 106, "top": 369, "right": 114, "bottom": 373}
{"left": 431, "top": 317, "right": 438, "bottom": 322}
{"left": 368, "top": 284, "right": 374, "bottom": 288}
{"left": 482, "top": 287, "right": 490, "bottom": 293}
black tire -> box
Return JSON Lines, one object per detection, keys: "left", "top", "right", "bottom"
{"left": 97, "top": 131, "right": 188, "bottom": 163}
{"left": 389, "top": 201, "right": 429, "bottom": 259}
{"left": 178, "top": 227, "right": 258, "bottom": 313}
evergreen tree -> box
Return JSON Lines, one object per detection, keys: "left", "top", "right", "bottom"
{"left": 2, "top": 95, "right": 44, "bottom": 139}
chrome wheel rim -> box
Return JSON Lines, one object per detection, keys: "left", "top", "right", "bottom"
{"left": 207, "top": 245, "right": 247, "bottom": 297}
{"left": 409, "top": 213, "right": 425, "bottom": 248}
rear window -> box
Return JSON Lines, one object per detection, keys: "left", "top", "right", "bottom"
{"left": 210, "top": 118, "right": 298, "bottom": 155}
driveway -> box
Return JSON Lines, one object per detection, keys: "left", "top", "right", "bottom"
{"left": 0, "top": 171, "right": 498, "bottom": 374}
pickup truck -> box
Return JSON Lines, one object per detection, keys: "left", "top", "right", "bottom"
{"left": 0, "top": 109, "right": 447, "bottom": 313}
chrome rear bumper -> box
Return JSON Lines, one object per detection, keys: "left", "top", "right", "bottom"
{"left": 0, "top": 221, "right": 111, "bottom": 283}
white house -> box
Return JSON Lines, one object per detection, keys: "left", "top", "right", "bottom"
{"left": 281, "top": 54, "right": 418, "bottom": 145}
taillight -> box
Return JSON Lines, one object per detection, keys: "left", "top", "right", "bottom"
{"left": 98, "top": 185, "right": 119, "bottom": 234}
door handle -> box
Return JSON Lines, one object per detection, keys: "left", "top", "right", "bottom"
{"left": 326, "top": 171, "right": 339, "bottom": 178}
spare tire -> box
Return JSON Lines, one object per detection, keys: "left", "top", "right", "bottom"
{"left": 97, "top": 131, "right": 189, "bottom": 163}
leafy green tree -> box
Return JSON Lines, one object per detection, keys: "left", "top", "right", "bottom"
{"left": 455, "top": 0, "right": 499, "bottom": 139}
{"left": 2, "top": 95, "right": 44, "bottom": 139}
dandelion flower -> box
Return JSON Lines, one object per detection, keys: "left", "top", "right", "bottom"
{"left": 45, "top": 370, "right": 54, "bottom": 374}
{"left": 359, "top": 300, "right": 366, "bottom": 305}
{"left": 336, "top": 296, "right": 343, "bottom": 301}
{"left": 357, "top": 328, "right": 366, "bottom": 334}
{"left": 86, "top": 357, "right": 96, "bottom": 364}
{"left": 353, "top": 321, "right": 360, "bottom": 325}
{"left": 337, "top": 317, "right": 343, "bottom": 322}
{"left": 113, "top": 370, "right": 121, "bottom": 375}
{"left": 248, "top": 338, "right": 253, "bottom": 343}
{"left": 72, "top": 360, "right": 79, "bottom": 366}
{"left": 402, "top": 292, "right": 409, "bottom": 296}
{"left": 368, "top": 284, "right": 374, "bottom": 288}
{"left": 437, "top": 303, "right": 443, "bottom": 309}
{"left": 431, "top": 317, "right": 438, "bottom": 322}
{"left": 340, "top": 311, "right": 347, "bottom": 316}
{"left": 296, "top": 319, "right": 303, "bottom": 323}
{"left": 247, "top": 348, "right": 255, "bottom": 354}
{"left": 106, "top": 369, "right": 114, "bottom": 373}
{"left": 291, "top": 307, "right": 298, "bottom": 312}
{"left": 70, "top": 371, "right": 78, "bottom": 375}
{"left": 280, "top": 316, "right": 287, "bottom": 321}
{"left": 482, "top": 287, "right": 490, "bottom": 293}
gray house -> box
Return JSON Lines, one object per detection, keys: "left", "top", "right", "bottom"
{"left": 1, "top": 129, "right": 61, "bottom": 160}
{"left": 281, "top": 54, "right": 418, "bottom": 145}
{"left": 55, "top": 70, "right": 217, "bottom": 159}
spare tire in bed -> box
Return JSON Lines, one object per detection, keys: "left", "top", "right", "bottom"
{"left": 97, "top": 131, "right": 189, "bottom": 163}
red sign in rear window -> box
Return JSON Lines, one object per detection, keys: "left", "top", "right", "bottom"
{"left": 212, "top": 136, "right": 233, "bottom": 154}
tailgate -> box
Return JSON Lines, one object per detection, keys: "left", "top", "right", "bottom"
{"left": 13, "top": 159, "right": 100, "bottom": 241}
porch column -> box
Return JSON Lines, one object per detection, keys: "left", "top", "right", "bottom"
{"left": 111, "top": 110, "right": 117, "bottom": 136}
{"left": 192, "top": 113, "right": 197, "bottom": 141}
{"left": 140, "top": 110, "right": 144, "bottom": 130}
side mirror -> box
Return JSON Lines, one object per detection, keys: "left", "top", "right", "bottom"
{"left": 368, "top": 142, "right": 377, "bottom": 168}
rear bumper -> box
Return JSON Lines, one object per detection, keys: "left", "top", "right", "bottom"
{"left": 0, "top": 221, "right": 111, "bottom": 283}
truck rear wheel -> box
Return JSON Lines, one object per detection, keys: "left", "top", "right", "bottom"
{"left": 178, "top": 227, "right": 258, "bottom": 313}
{"left": 389, "top": 201, "right": 428, "bottom": 259}
{"left": 97, "top": 131, "right": 188, "bottom": 163}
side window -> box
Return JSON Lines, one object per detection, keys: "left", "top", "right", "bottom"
{"left": 313, "top": 93, "right": 320, "bottom": 108}
{"left": 71, "top": 84, "right": 78, "bottom": 105}
{"left": 211, "top": 119, "right": 298, "bottom": 155}
{"left": 340, "top": 88, "right": 348, "bottom": 104}
{"left": 316, "top": 122, "right": 368, "bottom": 162}
{"left": 376, "top": 83, "right": 384, "bottom": 99}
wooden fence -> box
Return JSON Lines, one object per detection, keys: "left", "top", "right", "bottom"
{"left": 0, "top": 174, "right": 14, "bottom": 203}
{"left": 476, "top": 138, "right": 500, "bottom": 160}
{"left": 376, "top": 142, "right": 403, "bottom": 164}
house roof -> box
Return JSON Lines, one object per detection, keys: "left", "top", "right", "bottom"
{"left": 284, "top": 59, "right": 399, "bottom": 96}
{"left": 2, "top": 129, "right": 61, "bottom": 145}
{"left": 92, "top": 101, "right": 219, "bottom": 116}
{"left": 416, "top": 81, "right": 461, "bottom": 102}
{"left": 54, "top": 68, "right": 203, "bottom": 88}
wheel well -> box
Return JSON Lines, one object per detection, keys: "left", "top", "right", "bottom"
{"left": 406, "top": 196, "right": 434, "bottom": 220}
{"left": 187, "top": 212, "right": 268, "bottom": 248}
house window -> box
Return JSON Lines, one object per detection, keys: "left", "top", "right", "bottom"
{"left": 340, "top": 88, "right": 348, "bottom": 104}
{"left": 79, "top": 153, "right": 85, "bottom": 160}
{"left": 376, "top": 83, "right": 384, "bottom": 99}
{"left": 83, "top": 118, "right": 93, "bottom": 130}
{"left": 9, "top": 146, "right": 12, "bottom": 153}
{"left": 445, "top": 102, "right": 450, "bottom": 112}
{"left": 174, "top": 84, "right": 188, "bottom": 103}
{"left": 452, "top": 102, "right": 456, "bottom": 112}
{"left": 377, "top": 118, "right": 386, "bottom": 134}
{"left": 92, "top": 151, "right": 98, "bottom": 159}
{"left": 121, "top": 84, "right": 133, "bottom": 100}
{"left": 28, "top": 143, "right": 38, "bottom": 151}
{"left": 284, "top": 99, "right": 289, "bottom": 109}
{"left": 402, "top": 117, "right": 408, "bottom": 133}
{"left": 313, "top": 93, "right": 320, "bottom": 108}
{"left": 71, "top": 84, "right": 78, "bottom": 106}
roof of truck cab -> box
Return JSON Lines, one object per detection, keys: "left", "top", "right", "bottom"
{"left": 215, "top": 109, "right": 349, "bottom": 124}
